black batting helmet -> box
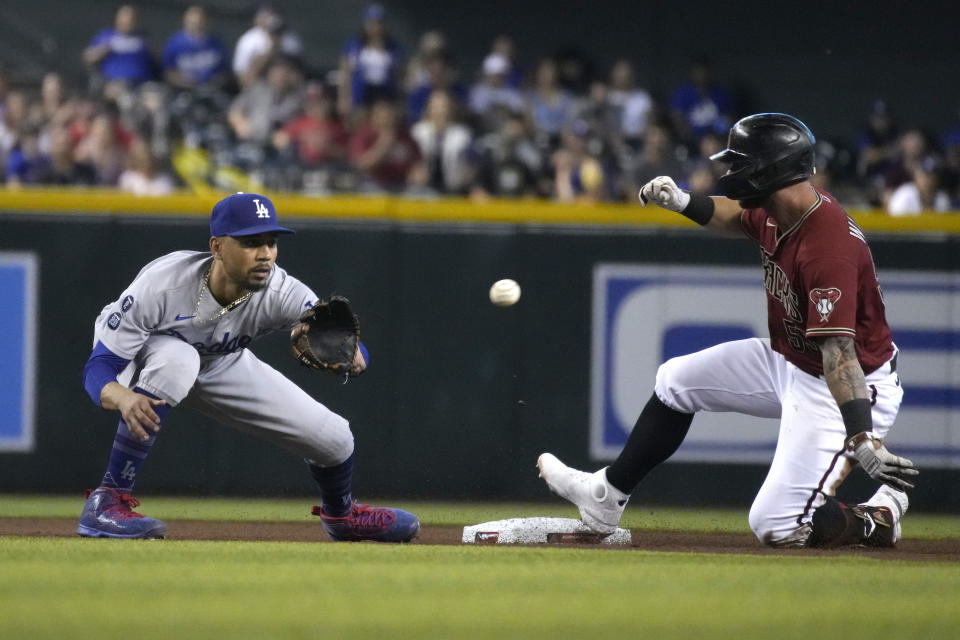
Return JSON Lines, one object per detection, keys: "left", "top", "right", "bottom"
{"left": 710, "top": 113, "right": 816, "bottom": 204}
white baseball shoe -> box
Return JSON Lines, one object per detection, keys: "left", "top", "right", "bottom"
{"left": 858, "top": 484, "right": 909, "bottom": 545}
{"left": 537, "top": 453, "right": 629, "bottom": 535}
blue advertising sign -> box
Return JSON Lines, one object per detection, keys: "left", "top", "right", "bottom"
{"left": 591, "top": 264, "right": 960, "bottom": 468}
{"left": 0, "top": 252, "right": 38, "bottom": 452}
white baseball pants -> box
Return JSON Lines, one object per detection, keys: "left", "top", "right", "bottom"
{"left": 654, "top": 338, "right": 902, "bottom": 546}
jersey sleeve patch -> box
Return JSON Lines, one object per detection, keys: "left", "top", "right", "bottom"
{"left": 809, "top": 287, "right": 841, "bottom": 323}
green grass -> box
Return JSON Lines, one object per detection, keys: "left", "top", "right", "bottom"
{"left": 1, "top": 496, "right": 958, "bottom": 639}
{"left": 2, "top": 494, "right": 959, "bottom": 539}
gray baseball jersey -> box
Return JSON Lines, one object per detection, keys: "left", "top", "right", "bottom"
{"left": 92, "top": 250, "right": 354, "bottom": 466}
{"left": 94, "top": 250, "right": 316, "bottom": 359}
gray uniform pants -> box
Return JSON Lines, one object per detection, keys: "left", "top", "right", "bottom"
{"left": 120, "top": 334, "right": 354, "bottom": 467}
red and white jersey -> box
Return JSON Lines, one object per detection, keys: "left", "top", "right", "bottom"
{"left": 739, "top": 188, "right": 894, "bottom": 376}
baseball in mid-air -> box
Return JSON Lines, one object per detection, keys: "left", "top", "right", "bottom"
{"left": 489, "top": 279, "right": 521, "bottom": 307}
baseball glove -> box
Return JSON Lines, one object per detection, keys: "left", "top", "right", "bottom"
{"left": 290, "top": 296, "right": 362, "bottom": 376}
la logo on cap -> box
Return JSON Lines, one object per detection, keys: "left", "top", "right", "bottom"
{"left": 210, "top": 192, "right": 295, "bottom": 237}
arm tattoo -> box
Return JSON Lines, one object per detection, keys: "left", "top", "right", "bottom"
{"left": 821, "top": 336, "right": 869, "bottom": 404}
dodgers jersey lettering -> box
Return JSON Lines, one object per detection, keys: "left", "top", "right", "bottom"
{"left": 739, "top": 188, "right": 894, "bottom": 376}
{"left": 94, "top": 251, "right": 317, "bottom": 359}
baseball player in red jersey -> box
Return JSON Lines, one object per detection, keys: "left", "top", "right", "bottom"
{"left": 539, "top": 113, "right": 918, "bottom": 548}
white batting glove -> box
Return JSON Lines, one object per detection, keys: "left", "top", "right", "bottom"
{"left": 638, "top": 176, "right": 690, "bottom": 212}
{"left": 846, "top": 432, "right": 919, "bottom": 491}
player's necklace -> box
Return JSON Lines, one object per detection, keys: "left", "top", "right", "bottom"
{"left": 194, "top": 266, "right": 251, "bottom": 324}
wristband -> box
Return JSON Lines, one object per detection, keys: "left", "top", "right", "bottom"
{"left": 839, "top": 398, "right": 873, "bottom": 439}
{"left": 680, "top": 192, "right": 715, "bottom": 225}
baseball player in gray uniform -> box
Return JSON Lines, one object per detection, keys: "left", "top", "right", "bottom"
{"left": 539, "top": 113, "right": 918, "bottom": 548}
{"left": 78, "top": 192, "right": 419, "bottom": 542}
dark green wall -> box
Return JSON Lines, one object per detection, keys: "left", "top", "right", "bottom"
{"left": 1, "top": 211, "right": 958, "bottom": 509}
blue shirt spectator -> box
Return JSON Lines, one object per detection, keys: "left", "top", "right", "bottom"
{"left": 84, "top": 5, "right": 156, "bottom": 85}
{"left": 162, "top": 5, "right": 229, "bottom": 88}
{"left": 669, "top": 58, "right": 732, "bottom": 142}
{"left": 338, "top": 4, "right": 403, "bottom": 113}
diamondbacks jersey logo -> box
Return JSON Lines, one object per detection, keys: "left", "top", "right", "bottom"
{"left": 810, "top": 288, "right": 842, "bottom": 322}
{"left": 762, "top": 254, "right": 801, "bottom": 321}
{"left": 253, "top": 198, "right": 270, "bottom": 218}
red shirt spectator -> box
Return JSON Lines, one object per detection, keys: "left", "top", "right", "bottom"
{"left": 348, "top": 100, "right": 423, "bottom": 191}
{"left": 276, "top": 84, "right": 347, "bottom": 166}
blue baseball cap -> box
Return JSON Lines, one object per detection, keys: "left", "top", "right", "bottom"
{"left": 209, "top": 192, "right": 295, "bottom": 237}
{"left": 363, "top": 3, "right": 385, "bottom": 21}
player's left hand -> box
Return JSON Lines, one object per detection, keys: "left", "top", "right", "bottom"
{"left": 639, "top": 176, "right": 690, "bottom": 212}
{"left": 846, "top": 431, "right": 919, "bottom": 491}
{"left": 352, "top": 344, "right": 366, "bottom": 375}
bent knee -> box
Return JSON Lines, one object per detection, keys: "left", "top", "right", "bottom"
{"left": 302, "top": 413, "right": 354, "bottom": 466}
{"left": 654, "top": 356, "right": 698, "bottom": 413}
{"left": 137, "top": 340, "right": 201, "bottom": 405}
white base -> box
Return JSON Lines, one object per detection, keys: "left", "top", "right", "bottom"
{"left": 462, "top": 517, "right": 631, "bottom": 545}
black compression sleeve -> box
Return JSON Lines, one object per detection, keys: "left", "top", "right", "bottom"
{"left": 839, "top": 398, "right": 873, "bottom": 439}
{"left": 680, "top": 192, "right": 715, "bottom": 225}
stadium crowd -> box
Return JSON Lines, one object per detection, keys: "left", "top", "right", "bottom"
{"left": 1, "top": 3, "right": 958, "bottom": 214}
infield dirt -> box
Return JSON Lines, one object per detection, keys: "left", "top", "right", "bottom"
{"left": 2, "top": 517, "right": 958, "bottom": 562}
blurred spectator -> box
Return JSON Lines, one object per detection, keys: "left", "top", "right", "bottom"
{"left": 273, "top": 82, "right": 348, "bottom": 167}
{"left": 128, "top": 83, "right": 176, "bottom": 160}
{"left": 411, "top": 90, "right": 474, "bottom": 194}
{"left": 34, "top": 127, "right": 96, "bottom": 186}
{"left": 942, "top": 102, "right": 960, "bottom": 200}
{"left": 856, "top": 99, "right": 899, "bottom": 182}
{"left": 0, "top": 91, "right": 29, "bottom": 167}
{"left": 5, "top": 127, "right": 50, "bottom": 185}
{"left": 74, "top": 112, "right": 129, "bottom": 185}
{"left": 405, "top": 30, "right": 447, "bottom": 92}
{"left": 527, "top": 57, "right": 574, "bottom": 146}
{"left": 887, "top": 156, "right": 951, "bottom": 215}
{"left": 0, "top": 65, "right": 7, "bottom": 121}
{"left": 687, "top": 165, "right": 717, "bottom": 194}
{"left": 882, "top": 128, "right": 930, "bottom": 193}
{"left": 348, "top": 100, "right": 424, "bottom": 192}
{"left": 118, "top": 138, "right": 175, "bottom": 195}
{"left": 669, "top": 57, "right": 733, "bottom": 143}
{"left": 163, "top": 5, "right": 230, "bottom": 90}
{"left": 469, "top": 54, "right": 526, "bottom": 132}
{"left": 338, "top": 3, "right": 404, "bottom": 116}
{"left": 488, "top": 35, "right": 524, "bottom": 89}
{"left": 681, "top": 131, "right": 725, "bottom": 190}
{"left": 233, "top": 5, "right": 303, "bottom": 88}
{"left": 407, "top": 51, "right": 467, "bottom": 123}
{"left": 606, "top": 59, "right": 653, "bottom": 147}
{"left": 39, "top": 72, "right": 70, "bottom": 126}
{"left": 572, "top": 82, "right": 618, "bottom": 147}
{"left": 624, "top": 124, "right": 686, "bottom": 198}
{"left": 553, "top": 47, "right": 596, "bottom": 95}
{"left": 471, "top": 110, "right": 544, "bottom": 199}
{"left": 552, "top": 124, "right": 606, "bottom": 202}
{"left": 228, "top": 56, "right": 304, "bottom": 147}
{"left": 65, "top": 97, "right": 100, "bottom": 147}
{"left": 83, "top": 5, "right": 157, "bottom": 88}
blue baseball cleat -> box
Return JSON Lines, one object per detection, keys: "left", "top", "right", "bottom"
{"left": 77, "top": 487, "right": 167, "bottom": 539}
{"left": 313, "top": 503, "right": 420, "bottom": 542}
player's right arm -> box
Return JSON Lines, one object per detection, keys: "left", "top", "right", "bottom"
{"left": 83, "top": 342, "right": 164, "bottom": 442}
{"left": 638, "top": 176, "right": 742, "bottom": 234}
